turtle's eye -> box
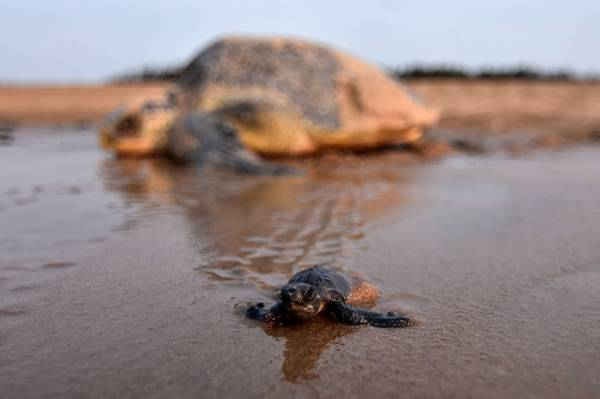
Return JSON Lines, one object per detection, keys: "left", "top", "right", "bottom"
{"left": 304, "top": 287, "right": 316, "bottom": 301}
{"left": 114, "top": 114, "right": 141, "bottom": 137}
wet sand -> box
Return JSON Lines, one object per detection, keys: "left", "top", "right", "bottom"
{"left": 1, "top": 129, "right": 600, "bottom": 398}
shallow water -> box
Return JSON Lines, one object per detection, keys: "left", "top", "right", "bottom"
{"left": 1, "top": 129, "right": 600, "bottom": 398}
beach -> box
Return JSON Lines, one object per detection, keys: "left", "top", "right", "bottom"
{"left": 2, "top": 80, "right": 600, "bottom": 140}
{"left": 1, "top": 128, "right": 599, "bottom": 397}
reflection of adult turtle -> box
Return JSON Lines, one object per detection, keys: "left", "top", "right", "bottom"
{"left": 99, "top": 36, "right": 438, "bottom": 172}
{"left": 247, "top": 266, "right": 413, "bottom": 328}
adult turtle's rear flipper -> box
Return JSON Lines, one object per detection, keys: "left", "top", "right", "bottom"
{"left": 327, "top": 302, "right": 412, "bottom": 328}
{"left": 167, "top": 112, "right": 296, "bottom": 175}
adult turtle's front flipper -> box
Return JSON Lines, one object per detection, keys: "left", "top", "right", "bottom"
{"left": 212, "top": 147, "right": 295, "bottom": 176}
{"left": 327, "top": 302, "right": 412, "bottom": 328}
{"left": 168, "top": 112, "right": 296, "bottom": 175}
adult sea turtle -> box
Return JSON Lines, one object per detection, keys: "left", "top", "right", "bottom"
{"left": 99, "top": 36, "right": 438, "bottom": 172}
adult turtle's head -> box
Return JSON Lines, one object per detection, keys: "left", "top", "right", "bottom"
{"left": 99, "top": 93, "right": 178, "bottom": 157}
{"left": 279, "top": 282, "right": 326, "bottom": 321}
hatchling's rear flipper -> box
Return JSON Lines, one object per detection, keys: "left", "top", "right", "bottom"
{"left": 327, "top": 302, "right": 412, "bottom": 328}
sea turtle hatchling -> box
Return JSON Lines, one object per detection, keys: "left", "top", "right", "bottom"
{"left": 246, "top": 265, "right": 413, "bottom": 328}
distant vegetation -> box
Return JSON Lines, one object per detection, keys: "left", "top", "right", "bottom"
{"left": 109, "top": 66, "right": 183, "bottom": 84}
{"left": 389, "top": 65, "right": 600, "bottom": 81}
{"left": 110, "top": 64, "right": 598, "bottom": 84}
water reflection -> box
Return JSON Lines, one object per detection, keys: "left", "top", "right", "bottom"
{"left": 100, "top": 154, "right": 415, "bottom": 381}
{"left": 100, "top": 154, "right": 414, "bottom": 286}
{"left": 259, "top": 318, "right": 356, "bottom": 382}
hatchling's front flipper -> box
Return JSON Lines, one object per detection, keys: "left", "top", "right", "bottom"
{"left": 246, "top": 302, "right": 286, "bottom": 324}
{"left": 327, "top": 302, "right": 412, "bottom": 328}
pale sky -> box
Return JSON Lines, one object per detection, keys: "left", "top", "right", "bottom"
{"left": 1, "top": 0, "right": 598, "bottom": 82}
